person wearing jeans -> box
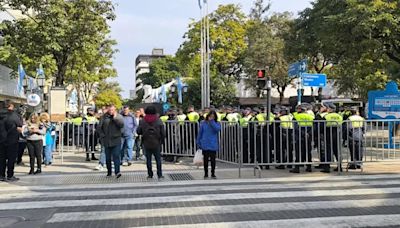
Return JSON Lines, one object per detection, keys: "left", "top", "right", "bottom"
{"left": 97, "top": 104, "right": 124, "bottom": 178}
{"left": 120, "top": 106, "right": 136, "bottom": 166}
{"left": 144, "top": 148, "right": 162, "bottom": 178}
{"left": 137, "top": 106, "right": 165, "bottom": 179}
{"left": 197, "top": 110, "right": 221, "bottom": 179}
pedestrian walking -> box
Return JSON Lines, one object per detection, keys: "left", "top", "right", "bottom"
{"left": 121, "top": 106, "right": 136, "bottom": 166}
{"left": 197, "top": 110, "right": 221, "bottom": 179}
{"left": 137, "top": 106, "right": 165, "bottom": 179}
{"left": 97, "top": 104, "right": 124, "bottom": 178}
{"left": 26, "top": 113, "right": 46, "bottom": 175}
{"left": 0, "top": 100, "right": 23, "bottom": 181}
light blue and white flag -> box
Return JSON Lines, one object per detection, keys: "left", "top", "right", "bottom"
{"left": 18, "top": 63, "right": 26, "bottom": 93}
{"left": 160, "top": 84, "right": 167, "bottom": 103}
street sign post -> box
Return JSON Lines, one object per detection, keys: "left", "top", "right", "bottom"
{"left": 302, "top": 73, "right": 327, "bottom": 87}
{"left": 368, "top": 81, "right": 400, "bottom": 148}
{"left": 288, "top": 59, "right": 308, "bottom": 105}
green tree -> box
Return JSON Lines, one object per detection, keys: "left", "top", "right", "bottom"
{"left": 244, "top": 0, "right": 294, "bottom": 103}
{"left": 138, "top": 56, "right": 180, "bottom": 88}
{"left": 0, "top": 0, "right": 116, "bottom": 86}
{"left": 94, "top": 89, "right": 122, "bottom": 109}
{"left": 175, "top": 4, "right": 247, "bottom": 107}
{"left": 291, "top": 0, "right": 399, "bottom": 100}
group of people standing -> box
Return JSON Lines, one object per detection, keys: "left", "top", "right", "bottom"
{"left": 161, "top": 103, "right": 365, "bottom": 175}
{"left": 0, "top": 100, "right": 55, "bottom": 182}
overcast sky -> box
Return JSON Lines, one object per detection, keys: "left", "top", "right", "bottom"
{"left": 110, "top": 0, "right": 313, "bottom": 98}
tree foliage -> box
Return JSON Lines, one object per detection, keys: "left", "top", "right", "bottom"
{"left": 94, "top": 89, "right": 122, "bottom": 109}
{"left": 139, "top": 56, "right": 180, "bottom": 88}
{"left": 0, "top": 0, "right": 116, "bottom": 86}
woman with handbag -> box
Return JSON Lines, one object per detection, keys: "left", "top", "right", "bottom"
{"left": 196, "top": 110, "right": 221, "bottom": 179}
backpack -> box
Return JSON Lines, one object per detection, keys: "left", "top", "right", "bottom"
{"left": 142, "top": 121, "right": 161, "bottom": 150}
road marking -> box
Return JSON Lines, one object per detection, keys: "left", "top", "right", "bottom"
{"left": 2, "top": 179, "right": 400, "bottom": 199}
{"left": 2, "top": 187, "right": 400, "bottom": 210}
{"left": 137, "top": 214, "right": 400, "bottom": 228}
{"left": 47, "top": 198, "right": 400, "bottom": 223}
{"left": 1, "top": 173, "right": 400, "bottom": 192}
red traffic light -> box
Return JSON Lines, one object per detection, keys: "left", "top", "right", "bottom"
{"left": 257, "top": 69, "right": 266, "bottom": 78}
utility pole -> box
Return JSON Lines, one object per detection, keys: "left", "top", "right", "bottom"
{"left": 200, "top": 0, "right": 210, "bottom": 109}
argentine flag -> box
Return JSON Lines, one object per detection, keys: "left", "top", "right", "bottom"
{"left": 18, "top": 63, "right": 26, "bottom": 93}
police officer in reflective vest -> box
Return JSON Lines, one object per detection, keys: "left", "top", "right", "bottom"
{"left": 290, "top": 105, "right": 314, "bottom": 173}
{"left": 314, "top": 104, "right": 328, "bottom": 169}
{"left": 275, "top": 107, "right": 294, "bottom": 169}
{"left": 346, "top": 107, "right": 365, "bottom": 169}
{"left": 84, "top": 107, "right": 99, "bottom": 161}
{"left": 186, "top": 105, "right": 200, "bottom": 123}
{"left": 240, "top": 108, "right": 253, "bottom": 164}
{"left": 321, "top": 103, "right": 343, "bottom": 173}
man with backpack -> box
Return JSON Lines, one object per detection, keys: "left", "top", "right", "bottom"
{"left": 137, "top": 106, "right": 165, "bottom": 179}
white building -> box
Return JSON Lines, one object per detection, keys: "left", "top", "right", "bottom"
{"left": 132, "top": 48, "right": 166, "bottom": 99}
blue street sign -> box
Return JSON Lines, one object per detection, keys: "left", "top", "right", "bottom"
{"left": 368, "top": 81, "right": 400, "bottom": 120}
{"left": 288, "top": 59, "right": 308, "bottom": 78}
{"left": 368, "top": 81, "right": 400, "bottom": 149}
{"left": 301, "top": 73, "right": 327, "bottom": 87}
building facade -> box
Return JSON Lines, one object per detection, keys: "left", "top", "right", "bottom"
{"left": 131, "top": 48, "right": 165, "bottom": 99}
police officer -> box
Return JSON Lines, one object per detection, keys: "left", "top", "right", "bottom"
{"left": 290, "top": 104, "right": 314, "bottom": 173}
{"left": 240, "top": 108, "right": 253, "bottom": 164}
{"left": 321, "top": 103, "right": 343, "bottom": 173}
{"left": 84, "top": 107, "right": 98, "bottom": 161}
{"left": 275, "top": 107, "right": 294, "bottom": 169}
{"left": 314, "top": 104, "right": 328, "bottom": 169}
{"left": 186, "top": 105, "right": 200, "bottom": 123}
{"left": 346, "top": 107, "right": 365, "bottom": 169}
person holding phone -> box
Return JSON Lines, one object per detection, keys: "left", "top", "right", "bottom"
{"left": 196, "top": 110, "right": 221, "bottom": 179}
{"left": 26, "top": 113, "right": 46, "bottom": 175}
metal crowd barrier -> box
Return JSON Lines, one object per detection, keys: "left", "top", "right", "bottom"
{"left": 54, "top": 121, "right": 99, "bottom": 164}
{"left": 52, "top": 119, "right": 400, "bottom": 174}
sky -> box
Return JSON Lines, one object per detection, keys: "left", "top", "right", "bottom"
{"left": 110, "top": 0, "right": 313, "bottom": 98}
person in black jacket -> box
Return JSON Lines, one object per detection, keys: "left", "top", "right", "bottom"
{"left": 97, "top": 104, "right": 124, "bottom": 179}
{"left": 137, "top": 106, "right": 166, "bottom": 179}
{"left": 0, "top": 100, "right": 23, "bottom": 182}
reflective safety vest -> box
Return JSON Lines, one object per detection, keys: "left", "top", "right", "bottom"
{"left": 71, "top": 117, "right": 83, "bottom": 126}
{"left": 348, "top": 115, "right": 364, "bottom": 128}
{"left": 160, "top": 116, "right": 169, "bottom": 123}
{"left": 262, "top": 112, "right": 275, "bottom": 124}
{"left": 279, "top": 115, "right": 293, "bottom": 129}
{"left": 307, "top": 110, "right": 315, "bottom": 118}
{"left": 255, "top": 113, "right": 265, "bottom": 126}
{"left": 226, "top": 113, "right": 239, "bottom": 123}
{"left": 318, "top": 112, "right": 328, "bottom": 119}
{"left": 239, "top": 115, "right": 252, "bottom": 127}
{"left": 217, "top": 112, "right": 226, "bottom": 122}
{"left": 324, "top": 112, "right": 343, "bottom": 127}
{"left": 294, "top": 113, "right": 314, "bottom": 127}
{"left": 187, "top": 112, "right": 200, "bottom": 123}
{"left": 177, "top": 114, "right": 187, "bottom": 125}
{"left": 85, "top": 116, "right": 97, "bottom": 124}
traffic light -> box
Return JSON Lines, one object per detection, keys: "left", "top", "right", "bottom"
{"left": 257, "top": 69, "right": 266, "bottom": 88}
{"left": 257, "top": 69, "right": 266, "bottom": 79}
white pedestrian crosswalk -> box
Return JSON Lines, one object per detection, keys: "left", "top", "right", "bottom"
{"left": 2, "top": 174, "right": 400, "bottom": 227}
